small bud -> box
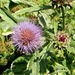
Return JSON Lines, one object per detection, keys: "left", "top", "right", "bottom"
{"left": 53, "top": 31, "right": 71, "bottom": 49}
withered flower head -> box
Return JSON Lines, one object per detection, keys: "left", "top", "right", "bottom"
{"left": 52, "top": 0, "right": 72, "bottom": 5}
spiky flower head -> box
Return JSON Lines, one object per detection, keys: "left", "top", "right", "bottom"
{"left": 53, "top": 31, "right": 71, "bottom": 49}
{"left": 12, "top": 21, "right": 42, "bottom": 53}
{"left": 52, "top": 0, "right": 72, "bottom": 5}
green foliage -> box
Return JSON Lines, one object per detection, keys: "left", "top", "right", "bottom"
{"left": 0, "top": 0, "right": 75, "bottom": 75}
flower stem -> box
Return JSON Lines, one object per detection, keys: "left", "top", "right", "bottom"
{"left": 61, "top": 6, "right": 65, "bottom": 30}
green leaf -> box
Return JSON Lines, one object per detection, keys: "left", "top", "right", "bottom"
{"left": 1, "top": 8, "right": 17, "bottom": 23}
{"left": 11, "top": 0, "right": 36, "bottom": 7}
{"left": 27, "top": 51, "right": 40, "bottom": 75}
{"left": 0, "top": 21, "right": 13, "bottom": 36}
{"left": 38, "top": 11, "right": 46, "bottom": 27}
{"left": 0, "top": 8, "right": 16, "bottom": 24}
{"left": 71, "top": 63, "right": 75, "bottom": 75}
{"left": 0, "top": 0, "right": 4, "bottom": 8}
{"left": 71, "top": 20, "right": 75, "bottom": 29}
{"left": 13, "top": 5, "right": 51, "bottom": 15}
{"left": 70, "top": 40, "right": 75, "bottom": 47}
{"left": 14, "top": 6, "right": 41, "bottom": 15}
{"left": 51, "top": 62, "right": 69, "bottom": 75}
{"left": 67, "top": 46, "right": 75, "bottom": 54}
{"left": 10, "top": 56, "right": 27, "bottom": 74}
{"left": 40, "top": 59, "right": 47, "bottom": 74}
{"left": 0, "top": 0, "right": 10, "bottom": 8}
{"left": 38, "top": 11, "right": 51, "bottom": 28}
{"left": 38, "top": 42, "right": 54, "bottom": 58}
{"left": 2, "top": 69, "right": 14, "bottom": 75}
{"left": 54, "top": 21, "right": 58, "bottom": 33}
{"left": 51, "top": 15, "right": 59, "bottom": 33}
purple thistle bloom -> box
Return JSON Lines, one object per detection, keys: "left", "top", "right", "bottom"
{"left": 12, "top": 21, "right": 42, "bottom": 53}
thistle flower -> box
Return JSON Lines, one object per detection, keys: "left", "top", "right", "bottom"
{"left": 53, "top": 31, "right": 71, "bottom": 48}
{"left": 12, "top": 21, "right": 42, "bottom": 53}
{"left": 52, "top": 0, "right": 72, "bottom": 4}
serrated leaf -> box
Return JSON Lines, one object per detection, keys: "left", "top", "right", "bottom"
{"left": 38, "top": 12, "right": 46, "bottom": 27}
{"left": 38, "top": 41, "right": 54, "bottom": 58}
{"left": 27, "top": 51, "right": 40, "bottom": 75}
{"left": 13, "top": 5, "right": 51, "bottom": 15}
{"left": 10, "top": 56, "right": 27, "bottom": 74}
{"left": 14, "top": 6, "right": 40, "bottom": 15}
{"left": 11, "top": 0, "right": 36, "bottom": 7}
{"left": 67, "top": 46, "right": 75, "bottom": 54}
{"left": 51, "top": 62, "right": 69, "bottom": 75}
{"left": 0, "top": 21, "right": 14, "bottom": 36}
{"left": 0, "top": 8, "right": 16, "bottom": 25}
{"left": 38, "top": 11, "right": 51, "bottom": 28}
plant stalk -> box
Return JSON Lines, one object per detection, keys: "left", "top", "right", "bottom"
{"left": 61, "top": 6, "right": 65, "bottom": 30}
